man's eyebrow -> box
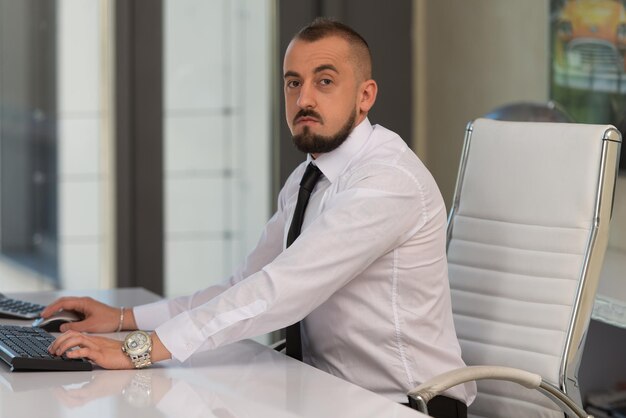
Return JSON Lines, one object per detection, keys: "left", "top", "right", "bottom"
{"left": 283, "top": 65, "right": 339, "bottom": 79}
{"left": 283, "top": 70, "right": 300, "bottom": 79}
{"left": 314, "top": 64, "right": 338, "bottom": 74}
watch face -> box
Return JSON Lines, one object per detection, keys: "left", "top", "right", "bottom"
{"left": 125, "top": 331, "right": 151, "bottom": 355}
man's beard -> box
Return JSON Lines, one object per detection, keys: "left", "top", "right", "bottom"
{"left": 292, "top": 109, "right": 356, "bottom": 154}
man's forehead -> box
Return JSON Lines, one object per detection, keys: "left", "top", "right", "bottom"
{"left": 283, "top": 37, "right": 351, "bottom": 72}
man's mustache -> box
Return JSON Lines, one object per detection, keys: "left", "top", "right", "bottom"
{"left": 294, "top": 109, "right": 323, "bottom": 124}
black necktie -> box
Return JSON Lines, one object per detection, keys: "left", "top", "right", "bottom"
{"left": 285, "top": 162, "right": 322, "bottom": 361}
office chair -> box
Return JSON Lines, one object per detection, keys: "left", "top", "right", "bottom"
{"left": 408, "top": 119, "right": 621, "bottom": 417}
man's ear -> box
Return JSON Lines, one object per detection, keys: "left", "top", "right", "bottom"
{"left": 358, "top": 79, "right": 378, "bottom": 114}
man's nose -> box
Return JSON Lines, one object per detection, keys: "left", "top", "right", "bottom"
{"left": 296, "top": 83, "right": 316, "bottom": 108}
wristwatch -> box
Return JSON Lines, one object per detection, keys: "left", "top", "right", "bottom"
{"left": 122, "top": 330, "right": 153, "bottom": 368}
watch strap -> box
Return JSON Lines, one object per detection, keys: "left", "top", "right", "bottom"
{"left": 130, "top": 352, "right": 152, "bottom": 368}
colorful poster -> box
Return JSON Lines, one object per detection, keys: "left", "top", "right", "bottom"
{"left": 551, "top": 0, "right": 626, "bottom": 126}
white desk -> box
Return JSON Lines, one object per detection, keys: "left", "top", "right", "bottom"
{"left": 0, "top": 288, "right": 425, "bottom": 417}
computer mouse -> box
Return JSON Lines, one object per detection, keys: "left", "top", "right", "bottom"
{"left": 31, "top": 310, "right": 83, "bottom": 332}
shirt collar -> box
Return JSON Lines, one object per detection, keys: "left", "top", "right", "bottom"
{"left": 308, "top": 118, "right": 373, "bottom": 184}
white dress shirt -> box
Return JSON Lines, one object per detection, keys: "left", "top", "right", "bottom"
{"left": 134, "top": 118, "right": 477, "bottom": 404}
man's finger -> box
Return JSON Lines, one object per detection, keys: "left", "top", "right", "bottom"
{"left": 41, "top": 297, "right": 84, "bottom": 317}
{"left": 65, "top": 347, "right": 92, "bottom": 360}
{"left": 49, "top": 330, "right": 85, "bottom": 355}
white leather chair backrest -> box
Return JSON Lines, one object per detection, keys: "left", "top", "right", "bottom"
{"left": 448, "top": 119, "right": 620, "bottom": 417}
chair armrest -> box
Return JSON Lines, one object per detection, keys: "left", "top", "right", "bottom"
{"left": 409, "top": 365, "right": 541, "bottom": 404}
{"left": 407, "top": 366, "right": 591, "bottom": 418}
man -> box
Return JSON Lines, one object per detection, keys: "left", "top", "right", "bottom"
{"left": 46, "top": 18, "right": 476, "bottom": 417}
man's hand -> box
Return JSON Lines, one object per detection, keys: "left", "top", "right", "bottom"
{"left": 40, "top": 296, "right": 136, "bottom": 333}
{"left": 48, "top": 331, "right": 133, "bottom": 369}
{"left": 48, "top": 331, "right": 172, "bottom": 369}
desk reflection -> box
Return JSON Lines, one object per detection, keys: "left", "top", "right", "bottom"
{"left": 51, "top": 370, "right": 171, "bottom": 410}
{"left": 0, "top": 340, "right": 420, "bottom": 418}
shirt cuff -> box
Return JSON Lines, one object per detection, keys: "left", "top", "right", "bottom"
{"left": 155, "top": 310, "right": 211, "bottom": 362}
{"left": 133, "top": 300, "right": 174, "bottom": 331}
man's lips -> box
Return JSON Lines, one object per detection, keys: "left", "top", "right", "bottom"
{"left": 295, "top": 116, "right": 320, "bottom": 125}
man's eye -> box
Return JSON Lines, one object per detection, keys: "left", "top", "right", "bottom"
{"left": 319, "top": 79, "right": 333, "bottom": 86}
{"left": 286, "top": 80, "right": 300, "bottom": 88}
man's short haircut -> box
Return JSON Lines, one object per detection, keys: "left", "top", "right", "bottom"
{"left": 294, "top": 17, "right": 372, "bottom": 80}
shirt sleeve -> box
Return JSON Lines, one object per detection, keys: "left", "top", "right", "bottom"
{"left": 134, "top": 180, "right": 293, "bottom": 331}
{"left": 155, "top": 164, "right": 429, "bottom": 362}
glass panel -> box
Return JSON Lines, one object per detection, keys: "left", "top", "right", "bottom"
{"left": 0, "top": 1, "right": 58, "bottom": 287}
{"left": 0, "top": 0, "right": 112, "bottom": 291}
{"left": 163, "top": 0, "right": 273, "bottom": 300}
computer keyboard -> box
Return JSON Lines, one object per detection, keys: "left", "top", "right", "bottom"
{"left": 0, "top": 325, "right": 92, "bottom": 371}
{"left": 0, "top": 294, "right": 45, "bottom": 319}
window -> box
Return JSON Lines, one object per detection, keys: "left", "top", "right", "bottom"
{"left": 0, "top": 0, "right": 274, "bottom": 295}
{"left": 0, "top": 0, "right": 113, "bottom": 291}
{"left": 0, "top": 1, "right": 58, "bottom": 284}
{"left": 163, "top": 0, "right": 273, "bottom": 297}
